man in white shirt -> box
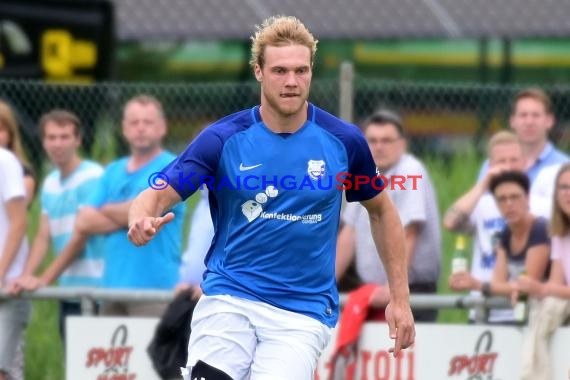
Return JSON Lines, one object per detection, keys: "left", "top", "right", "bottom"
{"left": 336, "top": 109, "right": 441, "bottom": 321}
{"left": 477, "top": 88, "right": 569, "bottom": 183}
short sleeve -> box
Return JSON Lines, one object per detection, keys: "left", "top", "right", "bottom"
{"left": 0, "top": 151, "right": 25, "bottom": 202}
{"left": 551, "top": 236, "right": 562, "bottom": 261}
{"left": 528, "top": 217, "right": 550, "bottom": 247}
{"left": 163, "top": 127, "right": 224, "bottom": 200}
{"left": 344, "top": 132, "right": 384, "bottom": 203}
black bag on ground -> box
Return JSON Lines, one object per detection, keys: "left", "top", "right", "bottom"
{"left": 147, "top": 289, "right": 197, "bottom": 379}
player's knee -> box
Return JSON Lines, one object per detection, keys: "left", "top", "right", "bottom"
{"left": 191, "top": 360, "right": 233, "bottom": 380}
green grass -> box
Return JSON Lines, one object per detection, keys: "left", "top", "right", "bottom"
{"left": 23, "top": 199, "right": 64, "bottom": 380}
{"left": 24, "top": 151, "right": 483, "bottom": 377}
{"left": 25, "top": 300, "right": 64, "bottom": 379}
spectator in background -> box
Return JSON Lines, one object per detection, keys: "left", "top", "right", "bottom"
{"left": 0, "top": 147, "right": 28, "bottom": 380}
{"left": 517, "top": 163, "right": 570, "bottom": 380}
{"left": 445, "top": 131, "right": 526, "bottom": 323}
{"left": 8, "top": 110, "right": 105, "bottom": 342}
{"left": 0, "top": 99, "right": 35, "bottom": 380}
{"left": 0, "top": 100, "right": 36, "bottom": 206}
{"left": 450, "top": 170, "right": 550, "bottom": 324}
{"left": 486, "top": 171, "right": 550, "bottom": 306}
{"left": 336, "top": 109, "right": 441, "bottom": 322}
{"left": 15, "top": 95, "right": 186, "bottom": 318}
{"left": 477, "top": 87, "right": 569, "bottom": 184}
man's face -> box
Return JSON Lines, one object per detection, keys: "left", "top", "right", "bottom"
{"left": 365, "top": 123, "right": 405, "bottom": 171}
{"left": 510, "top": 97, "right": 553, "bottom": 146}
{"left": 122, "top": 102, "right": 165, "bottom": 153}
{"left": 254, "top": 44, "right": 312, "bottom": 118}
{"left": 489, "top": 142, "right": 525, "bottom": 171}
{"left": 42, "top": 122, "right": 80, "bottom": 168}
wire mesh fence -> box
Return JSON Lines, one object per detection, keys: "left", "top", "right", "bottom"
{"left": 1, "top": 76, "right": 570, "bottom": 177}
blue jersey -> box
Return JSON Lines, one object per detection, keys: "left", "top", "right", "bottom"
{"left": 163, "top": 104, "right": 382, "bottom": 327}
{"left": 88, "top": 151, "right": 186, "bottom": 289}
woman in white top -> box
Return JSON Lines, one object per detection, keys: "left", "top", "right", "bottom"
{"left": 0, "top": 147, "right": 29, "bottom": 380}
{"left": 517, "top": 162, "right": 570, "bottom": 380}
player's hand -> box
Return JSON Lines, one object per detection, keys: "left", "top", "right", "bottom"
{"left": 128, "top": 212, "right": 174, "bottom": 246}
{"left": 385, "top": 299, "right": 415, "bottom": 358}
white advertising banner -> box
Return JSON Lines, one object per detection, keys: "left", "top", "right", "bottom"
{"left": 66, "top": 316, "right": 161, "bottom": 380}
{"left": 66, "top": 317, "right": 570, "bottom": 380}
{"left": 316, "top": 324, "right": 570, "bottom": 380}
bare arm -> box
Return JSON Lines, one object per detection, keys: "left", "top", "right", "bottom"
{"left": 443, "top": 165, "right": 506, "bottom": 232}
{"left": 100, "top": 201, "right": 132, "bottom": 227}
{"left": 543, "top": 261, "right": 570, "bottom": 299}
{"left": 0, "top": 197, "right": 27, "bottom": 284}
{"left": 361, "top": 191, "right": 414, "bottom": 356}
{"left": 9, "top": 227, "right": 88, "bottom": 292}
{"left": 75, "top": 206, "right": 122, "bottom": 235}
{"left": 518, "top": 260, "right": 570, "bottom": 299}
{"left": 524, "top": 244, "right": 550, "bottom": 280}
{"left": 38, "top": 230, "right": 88, "bottom": 285}
{"left": 361, "top": 192, "right": 409, "bottom": 300}
{"left": 128, "top": 184, "right": 182, "bottom": 246}
{"left": 443, "top": 180, "right": 486, "bottom": 232}
{"left": 335, "top": 223, "right": 356, "bottom": 281}
{"left": 22, "top": 213, "right": 51, "bottom": 276}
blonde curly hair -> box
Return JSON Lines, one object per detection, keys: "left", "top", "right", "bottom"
{"left": 250, "top": 15, "right": 318, "bottom": 69}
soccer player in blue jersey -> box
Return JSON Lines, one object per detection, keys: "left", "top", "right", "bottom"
{"left": 128, "top": 15, "right": 414, "bottom": 380}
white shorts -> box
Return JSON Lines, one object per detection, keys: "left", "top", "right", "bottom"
{"left": 184, "top": 294, "right": 333, "bottom": 380}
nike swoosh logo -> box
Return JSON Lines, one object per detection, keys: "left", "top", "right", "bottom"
{"left": 239, "top": 163, "right": 262, "bottom": 171}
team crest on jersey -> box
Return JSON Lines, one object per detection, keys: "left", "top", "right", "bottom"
{"left": 307, "top": 160, "right": 326, "bottom": 180}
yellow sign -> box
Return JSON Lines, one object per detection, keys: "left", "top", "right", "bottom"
{"left": 41, "top": 29, "right": 97, "bottom": 83}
